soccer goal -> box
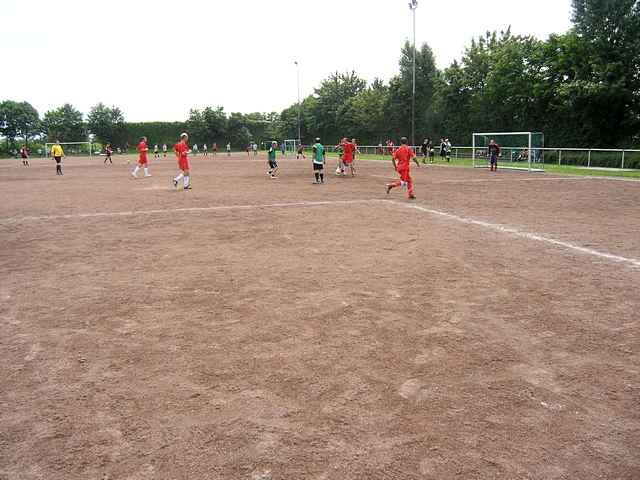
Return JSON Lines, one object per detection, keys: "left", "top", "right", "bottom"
{"left": 472, "top": 132, "right": 544, "bottom": 172}
{"left": 45, "top": 141, "right": 94, "bottom": 157}
{"left": 284, "top": 139, "right": 298, "bottom": 155}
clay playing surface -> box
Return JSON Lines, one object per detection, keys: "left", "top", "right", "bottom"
{"left": 1, "top": 154, "right": 639, "bottom": 479}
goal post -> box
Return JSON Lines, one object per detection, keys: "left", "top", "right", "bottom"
{"left": 472, "top": 132, "right": 544, "bottom": 172}
{"left": 44, "top": 141, "right": 94, "bottom": 158}
{"left": 284, "top": 139, "right": 298, "bottom": 155}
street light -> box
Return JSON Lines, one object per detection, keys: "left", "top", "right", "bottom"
{"left": 294, "top": 61, "right": 301, "bottom": 145}
{"left": 408, "top": 0, "right": 418, "bottom": 149}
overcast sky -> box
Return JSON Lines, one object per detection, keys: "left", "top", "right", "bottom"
{"left": 1, "top": 0, "right": 573, "bottom": 122}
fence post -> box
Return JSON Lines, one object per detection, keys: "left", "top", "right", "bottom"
{"left": 587, "top": 150, "right": 591, "bottom": 168}
{"left": 558, "top": 149, "right": 562, "bottom": 166}
{"left": 621, "top": 150, "right": 625, "bottom": 169}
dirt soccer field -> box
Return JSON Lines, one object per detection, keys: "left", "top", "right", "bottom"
{"left": 1, "top": 153, "right": 639, "bottom": 479}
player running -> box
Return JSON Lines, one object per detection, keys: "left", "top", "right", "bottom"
{"left": 131, "top": 136, "right": 151, "bottom": 178}
{"left": 267, "top": 141, "right": 279, "bottom": 178}
{"left": 386, "top": 136, "right": 420, "bottom": 199}
{"left": 104, "top": 143, "right": 113, "bottom": 164}
{"left": 20, "top": 144, "right": 30, "bottom": 167}
{"left": 312, "top": 138, "right": 326, "bottom": 184}
{"left": 154, "top": 144, "right": 160, "bottom": 159}
{"left": 203, "top": 143, "right": 208, "bottom": 156}
{"left": 162, "top": 143, "right": 168, "bottom": 157}
{"left": 488, "top": 139, "right": 501, "bottom": 172}
{"left": 51, "top": 140, "right": 64, "bottom": 175}
{"left": 173, "top": 133, "right": 192, "bottom": 190}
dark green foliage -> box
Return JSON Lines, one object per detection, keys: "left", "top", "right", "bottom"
{"left": 0, "top": 100, "right": 41, "bottom": 150}
{"left": 87, "top": 103, "right": 126, "bottom": 146}
{"left": 42, "top": 104, "right": 85, "bottom": 142}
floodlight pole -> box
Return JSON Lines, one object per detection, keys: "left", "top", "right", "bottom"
{"left": 295, "top": 61, "right": 301, "bottom": 145}
{"left": 409, "top": 0, "right": 418, "bottom": 149}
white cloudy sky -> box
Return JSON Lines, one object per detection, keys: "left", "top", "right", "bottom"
{"left": 1, "top": 0, "right": 572, "bottom": 121}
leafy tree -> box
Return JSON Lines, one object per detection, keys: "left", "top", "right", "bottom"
{"left": 388, "top": 41, "right": 438, "bottom": 141}
{"left": 42, "top": 104, "right": 85, "bottom": 142}
{"left": 566, "top": 0, "right": 640, "bottom": 145}
{"left": 87, "top": 103, "right": 125, "bottom": 146}
{"left": 312, "top": 71, "right": 366, "bottom": 142}
{"left": 0, "top": 100, "right": 41, "bottom": 150}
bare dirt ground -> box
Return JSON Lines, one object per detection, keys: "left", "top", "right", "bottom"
{"left": 1, "top": 153, "right": 639, "bottom": 479}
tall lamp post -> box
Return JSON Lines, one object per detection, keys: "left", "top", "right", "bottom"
{"left": 294, "top": 61, "right": 301, "bottom": 145}
{"left": 409, "top": 0, "right": 418, "bottom": 149}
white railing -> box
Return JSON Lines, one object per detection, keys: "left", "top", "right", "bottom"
{"left": 318, "top": 145, "right": 640, "bottom": 170}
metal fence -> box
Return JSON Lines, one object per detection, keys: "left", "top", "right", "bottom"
{"left": 319, "top": 145, "right": 640, "bottom": 171}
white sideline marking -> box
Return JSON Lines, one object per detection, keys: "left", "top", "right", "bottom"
{"left": 396, "top": 202, "right": 640, "bottom": 269}
{"left": 0, "top": 200, "right": 377, "bottom": 225}
{"left": 368, "top": 174, "right": 592, "bottom": 183}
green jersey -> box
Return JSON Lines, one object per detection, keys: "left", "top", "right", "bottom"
{"left": 312, "top": 143, "right": 325, "bottom": 164}
{"left": 268, "top": 147, "right": 276, "bottom": 161}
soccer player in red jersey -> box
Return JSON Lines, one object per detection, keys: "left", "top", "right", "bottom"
{"left": 386, "top": 137, "right": 420, "bottom": 199}
{"left": 131, "top": 136, "right": 151, "bottom": 178}
{"left": 173, "top": 133, "right": 192, "bottom": 190}
{"left": 342, "top": 138, "right": 356, "bottom": 176}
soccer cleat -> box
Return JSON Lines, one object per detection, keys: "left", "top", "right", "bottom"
{"left": 408, "top": 194, "right": 416, "bottom": 200}
{"left": 144, "top": 174, "right": 152, "bottom": 177}
{"left": 386, "top": 185, "right": 392, "bottom": 195}
{"left": 183, "top": 185, "right": 192, "bottom": 190}
{"left": 172, "top": 179, "right": 178, "bottom": 188}
{"left": 131, "top": 172, "right": 137, "bottom": 179}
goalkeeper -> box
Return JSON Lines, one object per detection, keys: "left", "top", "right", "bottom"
{"left": 488, "top": 139, "right": 501, "bottom": 172}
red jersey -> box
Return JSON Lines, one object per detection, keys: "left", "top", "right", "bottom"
{"left": 393, "top": 145, "right": 415, "bottom": 170}
{"left": 137, "top": 141, "right": 148, "bottom": 160}
{"left": 175, "top": 142, "right": 189, "bottom": 160}
{"left": 342, "top": 142, "right": 355, "bottom": 161}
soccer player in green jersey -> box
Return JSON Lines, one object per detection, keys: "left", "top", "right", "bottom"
{"left": 267, "top": 141, "right": 279, "bottom": 178}
{"left": 312, "top": 138, "right": 326, "bottom": 184}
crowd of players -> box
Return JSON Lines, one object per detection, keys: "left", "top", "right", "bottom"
{"left": 18, "top": 134, "right": 504, "bottom": 199}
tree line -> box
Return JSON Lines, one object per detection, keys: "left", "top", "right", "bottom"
{"left": 1, "top": 0, "right": 638, "bottom": 155}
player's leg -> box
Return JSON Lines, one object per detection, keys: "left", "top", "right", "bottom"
{"left": 131, "top": 161, "right": 141, "bottom": 178}
{"left": 405, "top": 171, "right": 415, "bottom": 199}
{"left": 270, "top": 161, "right": 278, "bottom": 178}
{"left": 313, "top": 163, "right": 320, "bottom": 183}
{"left": 55, "top": 157, "right": 63, "bottom": 175}
{"left": 183, "top": 168, "right": 191, "bottom": 189}
{"left": 144, "top": 161, "right": 151, "bottom": 177}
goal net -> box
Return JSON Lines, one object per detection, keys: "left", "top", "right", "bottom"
{"left": 284, "top": 139, "right": 298, "bottom": 155}
{"left": 472, "top": 132, "right": 544, "bottom": 171}
{"left": 45, "top": 141, "right": 94, "bottom": 157}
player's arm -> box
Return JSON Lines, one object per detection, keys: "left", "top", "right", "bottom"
{"left": 391, "top": 151, "right": 398, "bottom": 171}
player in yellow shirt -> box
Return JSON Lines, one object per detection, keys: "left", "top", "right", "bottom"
{"left": 51, "top": 140, "right": 65, "bottom": 175}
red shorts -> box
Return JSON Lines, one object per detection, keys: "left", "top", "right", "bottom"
{"left": 397, "top": 168, "right": 411, "bottom": 183}
{"left": 138, "top": 156, "right": 148, "bottom": 166}
{"left": 343, "top": 157, "right": 353, "bottom": 165}
{"left": 178, "top": 158, "right": 190, "bottom": 171}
